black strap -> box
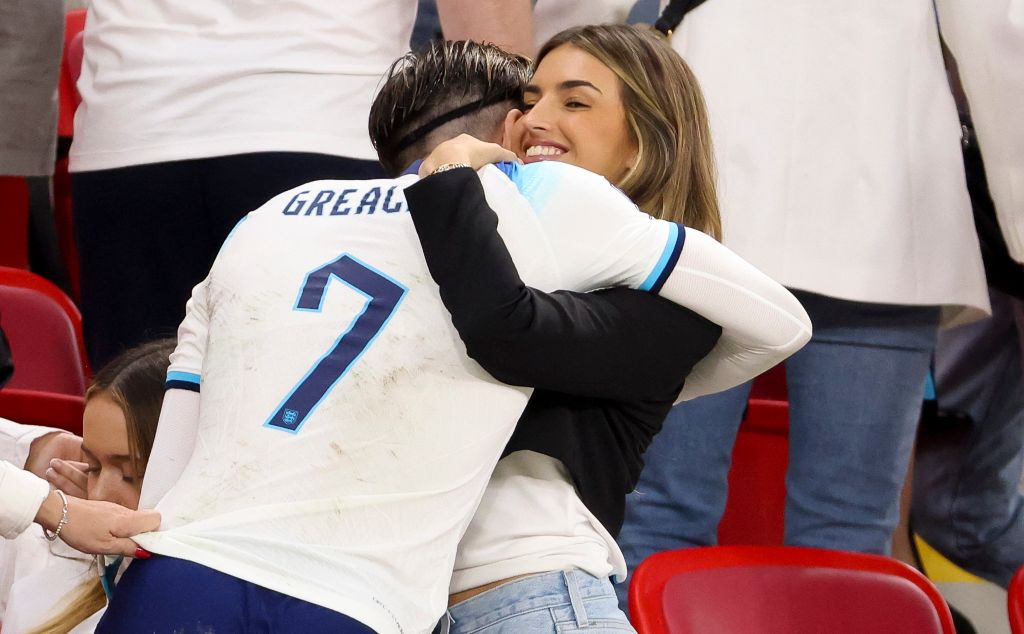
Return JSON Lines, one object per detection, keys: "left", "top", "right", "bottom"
{"left": 392, "top": 92, "right": 513, "bottom": 153}
{"left": 655, "top": 0, "right": 711, "bottom": 36}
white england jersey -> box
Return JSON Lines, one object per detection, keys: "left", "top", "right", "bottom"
{"left": 135, "top": 163, "right": 679, "bottom": 634}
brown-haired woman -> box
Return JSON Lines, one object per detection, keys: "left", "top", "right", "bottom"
{"left": 416, "top": 24, "right": 806, "bottom": 634}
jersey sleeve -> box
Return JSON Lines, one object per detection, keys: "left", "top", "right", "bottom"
{"left": 136, "top": 277, "right": 209, "bottom": 511}
{"left": 405, "top": 168, "right": 721, "bottom": 401}
{"left": 498, "top": 161, "right": 812, "bottom": 400}
{"left": 500, "top": 162, "right": 680, "bottom": 293}
{"left": 658, "top": 229, "right": 812, "bottom": 400}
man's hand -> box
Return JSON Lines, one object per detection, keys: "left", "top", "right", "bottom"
{"left": 35, "top": 490, "right": 160, "bottom": 557}
{"left": 46, "top": 458, "right": 89, "bottom": 499}
{"left": 419, "top": 134, "right": 519, "bottom": 177}
{"left": 25, "top": 432, "right": 83, "bottom": 479}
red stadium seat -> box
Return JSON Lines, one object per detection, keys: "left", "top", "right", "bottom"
{"left": 0, "top": 267, "right": 90, "bottom": 394}
{"left": 718, "top": 399, "right": 789, "bottom": 545}
{"left": 629, "top": 545, "right": 956, "bottom": 634}
{"left": 0, "top": 388, "right": 84, "bottom": 436}
{"left": 1011, "top": 564, "right": 1024, "bottom": 634}
{"left": 0, "top": 177, "right": 30, "bottom": 270}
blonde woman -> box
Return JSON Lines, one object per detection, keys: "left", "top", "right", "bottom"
{"left": 1, "top": 340, "right": 172, "bottom": 634}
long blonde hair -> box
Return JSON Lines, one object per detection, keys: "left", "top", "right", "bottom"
{"left": 31, "top": 339, "right": 174, "bottom": 634}
{"left": 537, "top": 24, "right": 722, "bottom": 240}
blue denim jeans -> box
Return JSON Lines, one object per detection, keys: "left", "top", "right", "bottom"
{"left": 437, "top": 570, "right": 635, "bottom": 634}
{"left": 617, "top": 291, "right": 941, "bottom": 606}
{"left": 913, "top": 288, "right": 1023, "bottom": 588}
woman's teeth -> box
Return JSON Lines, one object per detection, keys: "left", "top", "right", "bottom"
{"left": 525, "top": 145, "right": 565, "bottom": 157}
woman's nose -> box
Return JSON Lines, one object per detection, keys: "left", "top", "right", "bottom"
{"left": 522, "top": 103, "right": 553, "bottom": 131}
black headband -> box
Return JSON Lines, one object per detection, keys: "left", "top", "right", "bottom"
{"left": 392, "top": 92, "right": 514, "bottom": 153}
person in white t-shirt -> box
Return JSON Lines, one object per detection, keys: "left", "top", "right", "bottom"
{"left": 97, "top": 41, "right": 808, "bottom": 634}
{"left": 70, "top": 0, "right": 533, "bottom": 370}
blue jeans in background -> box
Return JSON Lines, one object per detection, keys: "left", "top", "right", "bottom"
{"left": 913, "top": 288, "right": 1023, "bottom": 588}
{"left": 438, "top": 569, "right": 634, "bottom": 634}
{"left": 616, "top": 291, "right": 941, "bottom": 607}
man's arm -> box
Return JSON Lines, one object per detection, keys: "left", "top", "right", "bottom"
{"left": 406, "top": 168, "right": 721, "bottom": 401}
{"left": 136, "top": 278, "right": 210, "bottom": 511}
{"left": 407, "top": 159, "right": 810, "bottom": 400}
{"left": 436, "top": 0, "right": 534, "bottom": 57}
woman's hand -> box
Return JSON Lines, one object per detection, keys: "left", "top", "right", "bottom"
{"left": 419, "top": 134, "right": 519, "bottom": 177}
{"left": 46, "top": 458, "right": 89, "bottom": 499}
{"left": 35, "top": 490, "right": 161, "bottom": 557}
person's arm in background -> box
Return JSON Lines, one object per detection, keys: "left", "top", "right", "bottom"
{"left": 436, "top": 0, "right": 535, "bottom": 57}
{"left": 406, "top": 166, "right": 722, "bottom": 402}
{"left": 0, "top": 418, "right": 87, "bottom": 498}
{"left": 0, "top": 461, "right": 158, "bottom": 555}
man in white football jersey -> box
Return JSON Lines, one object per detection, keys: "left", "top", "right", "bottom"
{"left": 97, "top": 42, "right": 809, "bottom": 634}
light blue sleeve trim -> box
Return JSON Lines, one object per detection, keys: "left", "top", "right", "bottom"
{"left": 496, "top": 162, "right": 561, "bottom": 213}
{"left": 166, "top": 371, "right": 201, "bottom": 386}
{"left": 639, "top": 223, "right": 681, "bottom": 291}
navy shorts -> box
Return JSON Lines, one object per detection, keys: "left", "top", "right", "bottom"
{"left": 96, "top": 555, "right": 376, "bottom": 633}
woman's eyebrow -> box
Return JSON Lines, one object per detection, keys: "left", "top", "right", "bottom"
{"left": 523, "top": 80, "right": 603, "bottom": 95}
{"left": 81, "top": 444, "right": 130, "bottom": 462}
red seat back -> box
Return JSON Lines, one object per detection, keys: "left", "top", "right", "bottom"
{"left": 1011, "top": 564, "right": 1024, "bottom": 634}
{"left": 0, "top": 267, "right": 89, "bottom": 395}
{"left": 0, "top": 388, "right": 84, "bottom": 435}
{"left": 630, "top": 546, "right": 955, "bottom": 634}
{"left": 0, "top": 177, "right": 30, "bottom": 270}
{"left": 718, "top": 399, "right": 789, "bottom": 545}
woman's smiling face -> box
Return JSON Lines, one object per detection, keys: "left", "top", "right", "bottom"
{"left": 511, "top": 44, "right": 638, "bottom": 184}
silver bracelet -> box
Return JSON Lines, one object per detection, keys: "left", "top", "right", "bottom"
{"left": 429, "top": 162, "right": 471, "bottom": 176}
{"left": 43, "top": 489, "right": 70, "bottom": 542}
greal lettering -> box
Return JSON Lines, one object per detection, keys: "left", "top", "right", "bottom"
{"left": 282, "top": 187, "right": 408, "bottom": 217}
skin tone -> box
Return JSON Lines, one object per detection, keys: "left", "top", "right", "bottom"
{"left": 422, "top": 46, "right": 640, "bottom": 179}
{"left": 512, "top": 44, "right": 637, "bottom": 183}
{"left": 78, "top": 394, "right": 143, "bottom": 510}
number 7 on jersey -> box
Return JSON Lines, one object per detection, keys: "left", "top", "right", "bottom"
{"left": 265, "top": 254, "right": 407, "bottom": 433}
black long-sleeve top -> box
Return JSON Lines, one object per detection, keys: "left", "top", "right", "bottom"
{"left": 405, "top": 168, "right": 721, "bottom": 535}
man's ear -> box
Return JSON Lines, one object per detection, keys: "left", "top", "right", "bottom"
{"left": 501, "top": 109, "right": 525, "bottom": 151}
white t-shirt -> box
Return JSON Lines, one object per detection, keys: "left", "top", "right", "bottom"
{"left": 450, "top": 451, "right": 625, "bottom": 595}
{"left": 136, "top": 163, "right": 677, "bottom": 634}
{"left": 71, "top": 0, "right": 421, "bottom": 171}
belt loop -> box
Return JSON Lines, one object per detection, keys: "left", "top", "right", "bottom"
{"left": 564, "top": 569, "right": 589, "bottom": 627}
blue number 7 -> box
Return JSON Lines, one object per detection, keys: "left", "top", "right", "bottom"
{"left": 264, "top": 254, "right": 407, "bottom": 434}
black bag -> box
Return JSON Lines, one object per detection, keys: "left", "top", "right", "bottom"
{"left": 655, "top": 0, "right": 711, "bottom": 37}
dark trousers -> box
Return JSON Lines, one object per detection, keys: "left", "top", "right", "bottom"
{"left": 97, "top": 555, "right": 376, "bottom": 633}
{"left": 72, "top": 152, "right": 385, "bottom": 368}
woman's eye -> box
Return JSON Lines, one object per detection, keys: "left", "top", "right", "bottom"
{"left": 565, "top": 100, "right": 587, "bottom": 109}
{"left": 122, "top": 475, "right": 137, "bottom": 484}
{"left": 520, "top": 102, "right": 535, "bottom": 112}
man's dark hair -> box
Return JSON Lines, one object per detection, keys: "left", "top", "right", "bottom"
{"left": 369, "top": 40, "right": 531, "bottom": 176}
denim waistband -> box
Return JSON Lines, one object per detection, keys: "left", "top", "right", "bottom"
{"left": 444, "top": 569, "right": 616, "bottom": 630}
